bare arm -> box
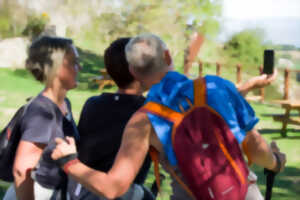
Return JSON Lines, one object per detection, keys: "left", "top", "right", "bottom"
{"left": 237, "top": 70, "right": 277, "bottom": 96}
{"left": 243, "top": 129, "right": 286, "bottom": 171}
{"left": 13, "top": 141, "right": 45, "bottom": 200}
{"left": 52, "top": 111, "right": 152, "bottom": 199}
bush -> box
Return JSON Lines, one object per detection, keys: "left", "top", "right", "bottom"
{"left": 22, "top": 13, "right": 49, "bottom": 40}
{"left": 0, "top": 1, "right": 28, "bottom": 39}
{"left": 224, "top": 29, "right": 265, "bottom": 70}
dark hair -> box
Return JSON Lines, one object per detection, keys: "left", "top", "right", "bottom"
{"left": 26, "top": 36, "right": 73, "bottom": 82}
{"left": 104, "top": 37, "right": 134, "bottom": 89}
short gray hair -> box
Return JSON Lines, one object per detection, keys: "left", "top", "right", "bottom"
{"left": 125, "top": 34, "right": 168, "bottom": 76}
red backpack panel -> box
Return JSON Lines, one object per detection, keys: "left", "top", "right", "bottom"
{"left": 143, "top": 78, "right": 249, "bottom": 200}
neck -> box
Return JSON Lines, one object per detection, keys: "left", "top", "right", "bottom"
{"left": 143, "top": 70, "right": 169, "bottom": 89}
{"left": 42, "top": 79, "right": 67, "bottom": 106}
{"left": 117, "top": 81, "right": 143, "bottom": 96}
{"left": 117, "top": 88, "right": 142, "bottom": 95}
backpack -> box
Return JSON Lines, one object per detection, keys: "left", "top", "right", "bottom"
{"left": 0, "top": 98, "right": 32, "bottom": 182}
{"left": 141, "top": 78, "right": 249, "bottom": 200}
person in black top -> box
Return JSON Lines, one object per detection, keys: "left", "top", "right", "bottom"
{"left": 3, "top": 36, "right": 81, "bottom": 200}
{"left": 67, "top": 38, "right": 153, "bottom": 200}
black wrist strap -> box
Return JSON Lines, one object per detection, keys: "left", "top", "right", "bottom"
{"left": 55, "top": 153, "right": 78, "bottom": 167}
{"left": 272, "top": 152, "right": 281, "bottom": 173}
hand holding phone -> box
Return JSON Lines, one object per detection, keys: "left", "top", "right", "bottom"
{"left": 263, "top": 50, "right": 275, "bottom": 74}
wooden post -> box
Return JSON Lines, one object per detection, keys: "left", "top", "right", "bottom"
{"left": 198, "top": 61, "right": 203, "bottom": 77}
{"left": 236, "top": 64, "right": 242, "bottom": 84}
{"left": 259, "top": 65, "right": 265, "bottom": 101}
{"left": 284, "top": 68, "right": 290, "bottom": 100}
{"left": 216, "top": 62, "right": 221, "bottom": 76}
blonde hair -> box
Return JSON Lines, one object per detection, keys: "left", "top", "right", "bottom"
{"left": 26, "top": 36, "right": 73, "bottom": 84}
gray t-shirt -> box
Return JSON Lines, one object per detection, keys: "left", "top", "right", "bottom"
{"left": 20, "top": 94, "right": 78, "bottom": 189}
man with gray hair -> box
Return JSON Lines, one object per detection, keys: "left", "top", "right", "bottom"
{"left": 125, "top": 34, "right": 169, "bottom": 76}
{"left": 51, "top": 33, "right": 285, "bottom": 200}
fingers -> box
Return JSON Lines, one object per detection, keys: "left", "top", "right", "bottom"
{"left": 65, "top": 136, "right": 75, "bottom": 145}
{"left": 266, "top": 69, "right": 278, "bottom": 82}
{"left": 52, "top": 137, "right": 76, "bottom": 160}
{"left": 270, "top": 141, "right": 287, "bottom": 172}
{"left": 270, "top": 141, "right": 280, "bottom": 152}
{"left": 51, "top": 150, "right": 59, "bottom": 160}
{"left": 55, "top": 137, "right": 66, "bottom": 145}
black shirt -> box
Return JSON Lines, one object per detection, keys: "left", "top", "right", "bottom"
{"left": 77, "top": 93, "right": 151, "bottom": 184}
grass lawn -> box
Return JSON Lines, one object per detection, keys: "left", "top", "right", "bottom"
{"left": 0, "top": 67, "right": 299, "bottom": 200}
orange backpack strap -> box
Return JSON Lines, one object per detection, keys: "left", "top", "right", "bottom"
{"left": 140, "top": 102, "right": 184, "bottom": 125}
{"left": 149, "top": 146, "right": 196, "bottom": 200}
{"left": 193, "top": 78, "right": 206, "bottom": 107}
{"left": 214, "top": 131, "right": 247, "bottom": 185}
{"left": 149, "top": 146, "right": 161, "bottom": 190}
{"left": 164, "top": 164, "right": 197, "bottom": 200}
{"left": 141, "top": 102, "right": 183, "bottom": 192}
{"left": 242, "top": 137, "right": 253, "bottom": 166}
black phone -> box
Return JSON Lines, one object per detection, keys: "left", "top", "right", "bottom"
{"left": 263, "top": 50, "right": 275, "bottom": 74}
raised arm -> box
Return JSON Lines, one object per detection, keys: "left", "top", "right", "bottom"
{"left": 237, "top": 70, "right": 277, "bottom": 96}
{"left": 52, "top": 111, "right": 152, "bottom": 199}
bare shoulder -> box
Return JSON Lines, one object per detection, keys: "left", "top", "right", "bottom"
{"left": 126, "top": 110, "right": 163, "bottom": 151}
{"left": 123, "top": 110, "right": 151, "bottom": 136}
{"left": 122, "top": 111, "right": 152, "bottom": 147}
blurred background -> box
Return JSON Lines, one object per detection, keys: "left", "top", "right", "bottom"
{"left": 0, "top": 0, "right": 299, "bottom": 199}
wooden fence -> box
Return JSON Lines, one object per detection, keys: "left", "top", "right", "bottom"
{"left": 193, "top": 61, "right": 300, "bottom": 101}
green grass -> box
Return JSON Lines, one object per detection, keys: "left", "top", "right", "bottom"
{"left": 0, "top": 66, "right": 300, "bottom": 200}
{"left": 249, "top": 102, "right": 300, "bottom": 199}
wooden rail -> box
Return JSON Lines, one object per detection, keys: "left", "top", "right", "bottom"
{"left": 194, "top": 61, "right": 299, "bottom": 101}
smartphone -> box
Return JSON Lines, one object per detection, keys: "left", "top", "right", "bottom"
{"left": 263, "top": 50, "right": 274, "bottom": 74}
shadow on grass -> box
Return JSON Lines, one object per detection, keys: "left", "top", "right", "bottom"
{"left": 259, "top": 128, "right": 300, "bottom": 135}
{"left": 261, "top": 113, "right": 300, "bottom": 117}
{"left": 76, "top": 47, "right": 105, "bottom": 90}
{"left": 252, "top": 165, "right": 300, "bottom": 198}
{"left": 259, "top": 128, "right": 300, "bottom": 139}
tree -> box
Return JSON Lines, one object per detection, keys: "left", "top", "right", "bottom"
{"left": 1, "top": 0, "right": 224, "bottom": 69}
{"left": 224, "top": 28, "right": 266, "bottom": 69}
{"left": 91, "top": 0, "right": 223, "bottom": 71}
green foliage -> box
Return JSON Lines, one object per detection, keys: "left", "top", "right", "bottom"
{"left": 0, "top": 9, "right": 11, "bottom": 38}
{"left": 224, "top": 29, "right": 265, "bottom": 70}
{"left": 0, "top": 0, "right": 223, "bottom": 69}
{"left": 0, "top": 0, "right": 30, "bottom": 39}
{"left": 22, "top": 14, "right": 49, "bottom": 40}
{"left": 76, "top": 48, "right": 106, "bottom": 90}
{"left": 180, "top": 0, "right": 222, "bottom": 37}
{"left": 66, "top": 0, "right": 222, "bottom": 59}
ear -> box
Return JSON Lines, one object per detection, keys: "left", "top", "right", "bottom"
{"left": 129, "top": 66, "right": 138, "bottom": 79}
{"left": 164, "top": 50, "right": 172, "bottom": 66}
